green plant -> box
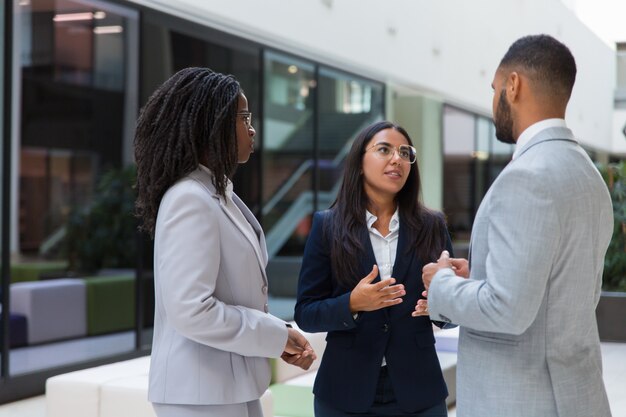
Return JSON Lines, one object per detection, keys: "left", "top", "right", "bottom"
{"left": 65, "top": 165, "right": 138, "bottom": 273}
{"left": 598, "top": 161, "right": 626, "bottom": 292}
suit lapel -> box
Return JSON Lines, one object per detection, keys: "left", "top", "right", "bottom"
{"left": 358, "top": 225, "right": 380, "bottom": 283}
{"left": 391, "top": 221, "right": 411, "bottom": 284}
{"left": 189, "top": 168, "right": 268, "bottom": 283}
{"left": 357, "top": 224, "right": 390, "bottom": 319}
{"left": 232, "top": 193, "right": 269, "bottom": 267}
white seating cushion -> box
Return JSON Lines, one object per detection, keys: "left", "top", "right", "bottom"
{"left": 46, "top": 356, "right": 151, "bottom": 417}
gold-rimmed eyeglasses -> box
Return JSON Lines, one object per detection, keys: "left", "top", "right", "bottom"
{"left": 237, "top": 111, "right": 253, "bottom": 129}
{"left": 365, "top": 143, "right": 417, "bottom": 164}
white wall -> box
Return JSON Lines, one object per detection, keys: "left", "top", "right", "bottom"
{"left": 612, "top": 109, "right": 626, "bottom": 154}
{"left": 128, "top": 0, "right": 616, "bottom": 152}
{"left": 565, "top": 0, "right": 626, "bottom": 45}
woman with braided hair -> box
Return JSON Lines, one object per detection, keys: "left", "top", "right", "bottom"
{"left": 135, "top": 67, "right": 315, "bottom": 417}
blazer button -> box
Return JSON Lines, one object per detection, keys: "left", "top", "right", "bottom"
{"left": 264, "top": 303, "right": 269, "bottom": 313}
{"left": 382, "top": 324, "right": 389, "bottom": 332}
{"left": 261, "top": 285, "right": 268, "bottom": 294}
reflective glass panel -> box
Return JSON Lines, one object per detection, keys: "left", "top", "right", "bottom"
{"left": 12, "top": 0, "right": 138, "bottom": 375}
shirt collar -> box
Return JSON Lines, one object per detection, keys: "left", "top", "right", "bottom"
{"left": 366, "top": 208, "right": 400, "bottom": 233}
{"left": 513, "top": 118, "right": 567, "bottom": 160}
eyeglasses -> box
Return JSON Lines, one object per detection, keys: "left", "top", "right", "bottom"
{"left": 365, "top": 143, "right": 417, "bottom": 164}
{"left": 237, "top": 111, "right": 253, "bottom": 129}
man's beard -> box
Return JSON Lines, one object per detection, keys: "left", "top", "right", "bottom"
{"left": 494, "top": 89, "right": 515, "bottom": 144}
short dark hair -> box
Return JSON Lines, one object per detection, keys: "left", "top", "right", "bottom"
{"left": 134, "top": 67, "right": 242, "bottom": 236}
{"left": 499, "top": 34, "right": 576, "bottom": 101}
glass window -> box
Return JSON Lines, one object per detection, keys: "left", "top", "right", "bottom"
{"left": 489, "top": 124, "right": 514, "bottom": 185}
{"left": 12, "top": 0, "right": 138, "bottom": 375}
{"left": 443, "top": 105, "right": 513, "bottom": 249}
{"left": 0, "top": 0, "right": 5, "bottom": 377}
{"left": 317, "top": 67, "right": 384, "bottom": 210}
{"left": 443, "top": 106, "right": 475, "bottom": 242}
{"left": 262, "top": 52, "right": 315, "bottom": 258}
{"left": 617, "top": 44, "right": 626, "bottom": 91}
{"left": 473, "top": 117, "right": 491, "bottom": 219}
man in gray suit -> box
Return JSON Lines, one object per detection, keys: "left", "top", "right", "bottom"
{"left": 418, "top": 35, "right": 613, "bottom": 417}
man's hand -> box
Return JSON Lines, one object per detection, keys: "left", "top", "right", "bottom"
{"left": 422, "top": 250, "right": 453, "bottom": 291}
{"left": 415, "top": 251, "right": 470, "bottom": 317}
{"left": 450, "top": 257, "right": 470, "bottom": 278}
{"left": 349, "top": 265, "right": 405, "bottom": 313}
{"left": 282, "top": 327, "right": 316, "bottom": 370}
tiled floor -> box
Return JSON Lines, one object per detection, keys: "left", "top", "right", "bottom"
{"left": 1, "top": 342, "right": 624, "bottom": 416}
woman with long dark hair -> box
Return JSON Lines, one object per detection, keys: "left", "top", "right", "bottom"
{"left": 295, "top": 121, "right": 453, "bottom": 416}
{"left": 135, "top": 67, "right": 315, "bottom": 417}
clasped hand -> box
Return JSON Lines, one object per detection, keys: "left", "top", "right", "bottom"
{"left": 282, "top": 327, "right": 317, "bottom": 370}
{"left": 413, "top": 251, "right": 469, "bottom": 317}
{"left": 349, "top": 265, "right": 405, "bottom": 313}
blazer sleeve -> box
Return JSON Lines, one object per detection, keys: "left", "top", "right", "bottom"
{"left": 428, "top": 167, "right": 559, "bottom": 335}
{"left": 432, "top": 226, "right": 458, "bottom": 329}
{"left": 156, "top": 182, "right": 288, "bottom": 358}
{"left": 294, "top": 211, "right": 357, "bottom": 333}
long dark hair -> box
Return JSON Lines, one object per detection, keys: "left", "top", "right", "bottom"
{"left": 329, "top": 121, "right": 447, "bottom": 288}
{"left": 134, "top": 67, "right": 242, "bottom": 237}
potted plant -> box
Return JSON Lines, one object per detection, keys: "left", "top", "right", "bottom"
{"left": 596, "top": 161, "right": 626, "bottom": 341}
{"left": 65, "top": 165, "right": 140, "bottom": 273}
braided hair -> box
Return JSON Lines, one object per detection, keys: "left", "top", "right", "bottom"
{"left": 134, "top": 67, "right": 242, "bottom": 237}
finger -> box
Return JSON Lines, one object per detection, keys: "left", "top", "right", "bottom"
{"left": 281, "top": 352, "right": 301, "bottom": 364}
{"left": 379, "top": 285, "right": 405, "bottom": 300}
{"left": 379, "top": 283, "right": 404, "bottom": 294}
{"left": 302, "top": 342, "right": 316, "bottom": 359}
{"left": 284, "top": 335, "right": 305, "bottom": 355}
{"left": 422, "top": 262, "right": 437, "bottom": 274}
{"left": 287, "top": 328, "right": 309, "bottom": 351}
{"left": 422, "top": 290, "right": 428, "bottom": 298}
{"left": 381, "top": 297, "right": 403, "bottom": 306}
{"left": 412, "top": 301, "right": 429, "bottom": 317}
{"left": 374, "top": 277, "right": 396, "bottom": 290}
{"left": 361, "top": 265, "right": 379, "bottom": 284}
{"left": 439, "top": 250, "right": 450, "bottom": 262}
{"left": 292, "top": 356, "right": 315, "bottom": 371}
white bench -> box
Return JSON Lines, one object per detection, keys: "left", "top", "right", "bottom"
{"left": 45, "top": 356, "right": 273, "bottom": 417}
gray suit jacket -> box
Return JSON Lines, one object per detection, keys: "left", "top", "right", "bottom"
{"left": 429, "top": 127, "right": 613, "bottom": 417}
{"left": 148, "top": 167, "right": 288, "bottom": 405}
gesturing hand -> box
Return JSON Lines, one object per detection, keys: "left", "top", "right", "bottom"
{"left": 282, "top": 328, "right": 317, "bottom": 371}
{"left": 349, "top": 265, "right": 405, "bottom": 313}
{"left": 412, "top": 290, "right": 430, "bottom": 317}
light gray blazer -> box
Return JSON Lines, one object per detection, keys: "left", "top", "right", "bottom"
{"left": 429, "top": 127, "right": 613, "bottom": 417}
{"left": 148, "top": 167, "right": 288, "bottom": 405}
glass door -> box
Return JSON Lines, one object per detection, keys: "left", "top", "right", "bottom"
{"left": 10, "top": 0, "right": 139, "bottom": 376}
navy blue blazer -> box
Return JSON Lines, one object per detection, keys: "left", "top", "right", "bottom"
{"left": 294, "top": 209, "right": 454, "bottom": 413}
